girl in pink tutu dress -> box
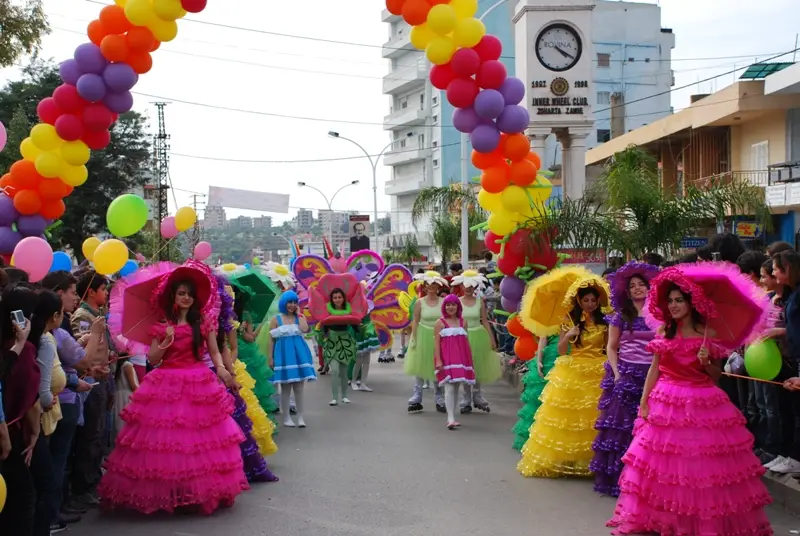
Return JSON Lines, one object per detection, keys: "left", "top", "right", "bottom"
{"left": 608, "top": 268, "right": 772, "bottom": 536}
{"left": 434, "top": 294, "right": 476, "bottom": 429}
{"left": 98, "top": 261, "right": 249, "bottom": 515}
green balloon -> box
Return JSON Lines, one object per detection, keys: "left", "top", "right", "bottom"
{"left": 744, "top": 339, "right": 782, "bottom": 381}
{"left": 253, "top": 257, "right": 261, "bottom": 265}
{"left": 106, "top": 194, "right": 149, "bottom": 238}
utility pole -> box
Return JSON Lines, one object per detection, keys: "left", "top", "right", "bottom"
{"left": 152, "top": 102, "right": 171, "bottom": 260}
{"left": 189, "top": 193, "right": 206, "bottom": 247}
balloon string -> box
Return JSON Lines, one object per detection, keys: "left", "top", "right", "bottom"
{"left": 722, "top": 372, "right": 784, "bottom": 386}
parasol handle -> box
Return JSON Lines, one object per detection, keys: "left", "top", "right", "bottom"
{"left": 561, "top": 316, "right": 579, "bottom": 344}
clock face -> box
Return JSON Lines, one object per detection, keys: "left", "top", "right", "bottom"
{"left": 535, "top": 23, "right": 582, "bottom": 72}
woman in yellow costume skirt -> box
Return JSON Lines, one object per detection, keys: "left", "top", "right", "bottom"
{"left": 517, "top": 268, "right": 611, "bottom": 478}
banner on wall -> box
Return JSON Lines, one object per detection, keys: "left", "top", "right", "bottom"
{"left": 349, "top": 215, "right": 370, "bottom": 252}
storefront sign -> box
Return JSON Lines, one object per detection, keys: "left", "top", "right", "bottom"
{"left": 561, "top": 248, "right": 606, "bottom": 264}
{"left": 680, "top": 237, "right": 708, "bottom": 248}
{"left": 734, "top": 222, "right": 762, "bottom": 238}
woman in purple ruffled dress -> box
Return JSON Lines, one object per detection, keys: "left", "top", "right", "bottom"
{"left": 590, "top": 261, "right": 658, "bottom": 496}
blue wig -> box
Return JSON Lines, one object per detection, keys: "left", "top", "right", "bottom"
{"left": 279, "top": 290, "right": 299, "bottom": 314}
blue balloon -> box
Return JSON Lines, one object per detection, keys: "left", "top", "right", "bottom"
{"left": 244, "top": 263, "right": 251, "bottom": 269}
{"left": 119, "top": 260, "right": 138, "bottom": 277}
{"left": 50, "top": 252, "right": 72, "bottom": 272}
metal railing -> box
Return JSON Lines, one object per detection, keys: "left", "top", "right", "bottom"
{"left": 694, "top": 170, "right": 770, "bottom": 188}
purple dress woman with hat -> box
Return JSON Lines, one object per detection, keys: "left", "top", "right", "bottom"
{"left": 590, "top": 261, "right": 659, "bottom": 496}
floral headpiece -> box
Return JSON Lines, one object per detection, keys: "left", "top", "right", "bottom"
{"left": 414, "top": 270, "right": 448, "bottom": 287}
{"left": 452, "top": 269, "right": 487, "bottom": 289}
{"left": 264, "top": 262, "right": 296, "bottom": 289}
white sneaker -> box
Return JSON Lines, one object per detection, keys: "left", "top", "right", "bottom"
{"left": 423, "top": 381, "right": 430, "bottom": 389}
{"left": 342, "top": 397, "right": 351, "bottom": 404}
{"left": 764, "top": 455, "right": 786, "bottom": 469}
{"left": 771, "top": 458, "right": 800, "bottom": 474}
{"left": 297, "top": 416, "right": 306, "bottom": 428}
{"left": 283, "top": 419, "right": 296, "bottom": 427}
{"left": 359, "top": 384, "right": 373, "bottom": 392}
{"left": 351, "top": 383, "right": 361, "bottom": 391}
{"left": 329, "top": 400, "right": 338, "bottom": 406}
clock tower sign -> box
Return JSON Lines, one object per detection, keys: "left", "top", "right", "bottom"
{"left": 513, "top": 0, "right": 595, "bottom": 200}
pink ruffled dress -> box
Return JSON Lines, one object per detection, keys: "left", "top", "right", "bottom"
{"left": 435, "top": 318, "right": 476, "bottom": 386}
{"left": 97, "top": 323, "right": 249, "bottom": 515}
{"left": 608, "top": 335, "right": 772, "bottom": 536}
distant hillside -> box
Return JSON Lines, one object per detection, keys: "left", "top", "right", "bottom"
{"left": 202, "top": 228, "right": 289, "bottom": 264}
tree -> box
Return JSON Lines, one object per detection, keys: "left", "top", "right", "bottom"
{"left": 430, "top": 215, "right": 461, "bottom": 271}
{"left": 127, "top": 229, "right": 185, "bottom": 263}
{"left": 0, "top": 60, "right": 152, "bottom": 257}
{"left": 0, "top": 103, "right": 29, "bottom": 170}
{"left": 0, "top": 0, "right": 50, "bottom": 68}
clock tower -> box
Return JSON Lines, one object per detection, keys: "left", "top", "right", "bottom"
{"left": 513, "top": 0, "right": 595, "bottom": 200}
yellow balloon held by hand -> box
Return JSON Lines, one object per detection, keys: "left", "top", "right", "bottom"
{"left": 426, "top": 36, "right": 456, "bottom": 65}
{"left": 174, "top": 206, "right": 197, "bottom": 232}
{"left": 82, "top": 237, "right": 102, "bottom": 261}
{"left": 93, "top": 239, "right": 129, "bottom": 275}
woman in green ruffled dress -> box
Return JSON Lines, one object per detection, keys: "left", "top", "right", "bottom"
{"left": 348, "top": 314, "right": 380, "bottom": 391}
{"left": 512, "top": 335, "right": 559, "bottom": 450}
{"left": 234, "top": 290, "right": 279, "bottom": 420}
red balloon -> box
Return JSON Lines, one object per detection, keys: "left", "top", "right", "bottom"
{"left": 82, "top": 103, "right": 114, "bottom": 132}
{"left": 429, "top": 63, "right": 455, "bottom": 90}
{"left": 446, "top": 77, "right": 479, "bottom": 108}
{"left": 55, "top": 114, "right": 84, "bottom": 142}
{"left": 514, "top": 334, "right": 537, "bottom": 361}
{"left": 506, "top": 228, "right": 532, "bottom": 258}
{"left": 10, "top": 161, "right": 42, "bottom": 190}
{"left": 181, "top": 0, "right": 207, "bottom": 12}
{"left": 474, "top": 35, "right": 503, "bottom": 62}
{"left": 82, "top": 129, "right": 111, "bottom": 150}
{"left": 40, "top": 199, "right": 66, "bottom": 219}
{"left": 13, "top": 189, "right": 43, "bottom": 216}
{"left": 497, "top": 251, "right": 524, "bottom": 276}
{"left": 484, "top": 231, "right": 502, "bottom": 254}
{"left": 53, "top": 84, "right": 87, "bottom": 113}
{"left": 385, "top": 0, "right": 405, "bottom": 15}
{"left": 476, "top": 60, "right": 508, "bottom": 89}
{"left": 450, "top": 48, "right": 481, "bottom": 77}
{"left": 37, "top": 98, "right": 63, "bottom": 124}
{"left": 39, "top": 178, "right": 70, "bottom": 200}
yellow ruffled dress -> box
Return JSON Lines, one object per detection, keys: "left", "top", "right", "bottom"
{"left": 517, "top": 322, "right": 607, "bottom": 478}
{"left": 234, "top": 359, "right": 278, "bottom": 457}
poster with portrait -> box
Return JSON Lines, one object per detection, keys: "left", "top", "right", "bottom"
{"left": 349, "top": 215, "right": 371, "bottom": 252}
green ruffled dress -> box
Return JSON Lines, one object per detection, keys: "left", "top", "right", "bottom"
{"left": 512, "top": 335, "right": 559, "bottom": 451}
{"left": 403, "top": 297, "right": 441, "bottom": 381}
{"left": 462, "top": 297, "right": 502, "bottom": 384}
{"left": 238, "top": 326, "right": 279, "bottom": 422}
{"left": 348, "top": 316, "right": 380, "bottom": 380}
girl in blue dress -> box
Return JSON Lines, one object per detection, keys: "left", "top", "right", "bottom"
{"left": 268, "top": 291, "right": 316, "bottom": 428}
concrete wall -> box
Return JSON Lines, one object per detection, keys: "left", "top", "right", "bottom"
{"left": 731, "top": 110, "right": 788, "bottom": 170}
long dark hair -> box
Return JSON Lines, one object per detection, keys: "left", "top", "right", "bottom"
{"left": 329, "top": 288, "right": 346, "bottom": 309}
{"left": 28, "top": 289, "right": 63, "bottom": 351}
{"left": 620, "top": 275, "right": 648, "bottom": 332}
{"left": 568, "top": 286, "right": 607, "bottom": 348}
{"left": 775, "top": 250, "right": 800, "bottom": 290}
{"left": 165, "top": 279, "right": 203, "bottom": 360}
{"left": 663, "top": 284, "right": 705, "bottom": 339}
{"left": 0, "top": 284, "right": 37, "bottom": 378}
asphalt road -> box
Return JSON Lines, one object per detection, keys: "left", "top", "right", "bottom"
{"left": 78, "top": 361, "right": 799, "bottom": 536}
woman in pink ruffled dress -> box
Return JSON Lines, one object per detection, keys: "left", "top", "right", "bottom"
{"left": 98, "top": 261, "right": 249, "bottom": 515}
{"left": 608, "top": 267, "right": 772, "bottom": 535}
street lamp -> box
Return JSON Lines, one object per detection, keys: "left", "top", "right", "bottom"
{"left": 328, "top": 131, "right": 413, "bottom": 252}
{"left": 297, "top": 180, "right": 360, "bottom": 247}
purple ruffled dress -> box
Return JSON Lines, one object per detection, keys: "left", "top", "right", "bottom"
{"left": 590, "top": 314, "right": 654, "bottom": 496}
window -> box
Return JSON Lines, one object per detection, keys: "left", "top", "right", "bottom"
{"left": 432, "top": 140, "right": 438, "bottom": 148}
{"left": 433, "top": 158, "right": 440, "bottom": 168}
{"left": 400, "top": 139, "right": 406, "bottom": 148}
{"left": 751, "top": 141, "right": 769, "bottom": 170}
{"left": 400, "top": 99, "right": 408, "bottom": 109}
{"left": 597, "top": 129, "right": 611, "bottom": 143}
{"left": 432, "top": 95, "right": 439, "bottom": 106}
{"left": 597, "top": 53, "right": 610, "bottom": 67}
{"left": 597, "top": 91, "right": 611, "bottom": 105}
{"left": 418, "top": 134, "right": 425, "bottom": 147}
{"left": 419, "top": 94, "right": 424, "bottom": 107}
{"left": 432, "top": 114, "right": 439, "bottom": 123}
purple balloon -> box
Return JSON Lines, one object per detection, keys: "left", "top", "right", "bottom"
{"left": 452, "top": 107, "right": 480, "bottom": 134}
{"left": 0, "top": 194, "right": 19, "bottom": 226}
{"left": 104, "top": 90, "right": 134, "bottom": 114}
{"left": 17, "top": 215, "right": 48, "bottom": 238}
{"left": 59, "top": 59, "right": 82, "bottom": 86}
{"left": 497, "top": 105, "right": 531, "bottom": 134}
{"left": 474, "top": 89, "right": 506, "bottom": 120}
{"left": 500, "top": 276, "right": 526, "bottom": 302}
{"left": 500, "top": 296, "right": 520, "bottom": 313}
{"left": 499, "top": 77, "right": 526, "bottom": 105}
{"left": 0, "top": 226, "right": 22, "bottom": 255}
{"left": 470, "top": 124, "right": 501, "bottom": 153}
{"left": 103, "top": 63, "right": 138, "bottom": 92}
{"left": 76, "top": 73, "right": 107, "bottom": 102}
{"left": 74, "top": 43, "right": 107, "bottom": 75}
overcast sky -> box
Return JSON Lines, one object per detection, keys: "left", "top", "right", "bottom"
{"left": 0, "top": 0, "right": 797, "bottom": 225}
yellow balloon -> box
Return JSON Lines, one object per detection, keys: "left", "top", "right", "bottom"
{"left": 60, "top": 141, "right": 91, "bottom": 166}
{"left": 453, "top": 17, "right": 486, "bottom": 48}
{"left": 174, "top": 206, "right": 197, "bottom": 231}
{"left": 60, "top": 165, "right": 88, "bottom": 187}
{"left": 35, "top": 152, "right": 64, "bottom": 179}
{"left": 153, "top": 0, "right": 186, "bottom": 20}
{"left": 93, "top": 239, "right": 129, "bottom": 275}
{"left": 82, "top": 237, "right": 102, "bottom": 261}
{"left": 451, "top": 0, "right": 478, "bottom": 19}
{"left": 488, "top": 212, "right": 515, "bottom": 236}
{"left": 477, "top": 188, "right": 502, "bottom": 212}
{"left": 409, "top": 24, "right": 435, "bottom": 50}
{"left": 20, "top": 137, "right": 42, "bottom": 161}
{"left": 426, "top": 36, "right": 456, "bottom": 65}
{"left": 501, "top": 185, "right": 528, "bottom": 214}
{"left": 529, "top": 176, "right": 553, "bottom": 204}
{"left": 125, "top": 0, "right": 155, "bottom": 26}
{"left": 114, "top": 0, "right": 127, "bottom": 6}
{"left": 148, "top": 17, "right": 178, "bottom": 42}
{"left": 222, "top": 263, "right": 237, "bottom": 272}
{"left": 426, "top": 4, "right": 457, "bottom": 36}
{"left": 30, "top": 123, "right": 62, "bottom": 151}
{"left": 0, "top": 473, "right": 6, "bottom": 513}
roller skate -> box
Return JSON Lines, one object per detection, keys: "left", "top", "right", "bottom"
{"left": 407, "top": 384, "right": 423, "bottom": 413}
{"left": 435, "top": 385, "right": 446, "bottom": 413}
{"left": 472, "top": 385, "right": 490, "bottom": 413}
{"left": 460, "top": 384, "right": 473, "bottom": 414}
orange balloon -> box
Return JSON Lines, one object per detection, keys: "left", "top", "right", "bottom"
{"left": 150, "top": 40, "right": 161, "bottom": 52}
{"left": 503, "top": 133, "right": 530, "bottom": 162}
{"left": 13, "top": 189, "right": 43, "bottom": 215}
{"left": 10, "top": 161, "right": 43, "bottom": 190}
{"left": 62, "top": 184, "right": 74, "bottom": 197}
{"left": 0, "top": 173, "right": 13, "bottom": 194}
{"left": 472, "top": 148, "right": 503, "bottom": 170}
{"left": 506, "top": 315, "right": 528, "bottom": 338}
{"left": 514, "top": 334, "right": 537, "bottom": 361}
{"left": 510, "top": 160, "right": 537, "bottom": 187}
{"left": 87, "top": 20, "right": 109, "bottom": 46}
{"left": 127, "top": 51, "right": 153, "bottom": 74}
{"left": 480, "top": 164, "right": 510, "bottom": 193}
{"left": 100, "top": 34, "right": 130, "bottom": 62}
{"left": 402, "top": 0, "right": 432, "bottom": 26}
{"left": 38, "top": 178, "right": 69, "bottom": 200}
{"left": 126, "top": 26, "right": 155, "bottom": 53}
{"left": 525, "top": 151, "right": 541, "bottom": 172}
{"left": 99, "top": 5, "right": 131, "bottom": 34}
{"left": 385, "top": 0, "right": 406, "bottom": 16}
{"left": 40, "top": 199, "right": 66, "bottom": 219}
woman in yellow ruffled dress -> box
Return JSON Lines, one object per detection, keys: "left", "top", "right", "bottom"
{"left": 517, "top": 271, "right": 611, "bottom": 478}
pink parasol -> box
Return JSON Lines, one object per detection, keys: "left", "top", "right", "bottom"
{"left": 644, "top": 262, "right": 770, "bottom": 349}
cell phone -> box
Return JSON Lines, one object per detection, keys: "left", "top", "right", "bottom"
{"left": 11, "top": 310, "right": 26, "bottom": 328}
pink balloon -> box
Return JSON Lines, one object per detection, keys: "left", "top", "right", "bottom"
{"left": 193, "top": 241, "right": 212, "bottom": 261}
{"left": 0, "top": 120, "right": 6, "bottom": 152}
{"left": 160, "top": 216, "right": 178, "bottom": 239}
{"left": 13, "top": 236, "right": 53, "bottom": 283}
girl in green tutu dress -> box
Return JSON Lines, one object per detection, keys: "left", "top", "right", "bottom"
{"left": 512, "top": 335, "right": 559, "bottom": 450}
{"left": 234, "top": 289, "right": 279, "bottom": 418}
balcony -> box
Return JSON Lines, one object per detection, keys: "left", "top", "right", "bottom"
{"left": 383, "top": 146, "right": 431, "bottom": 167}
{"left": 383, "top": 107, "right": 427, "bottom": 131}
{"left": 381, "top": 8, "right": 401, "bottom": 22}
{"left": 382, "top": 61, "right": 427, "bottom": 94}
{"left": 692, "top": 170, "right": 770, "bottom": 188}
{"left": 382, "top": 33, "right": 413, "bottom": 59}
{"left": 385, "top": 175, "right": 431, "bottom": 196}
